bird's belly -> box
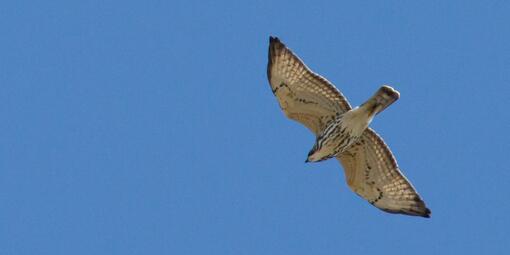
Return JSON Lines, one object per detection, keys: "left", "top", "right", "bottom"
{"left": 307, "top": 111, "right": 370, "bottom": 162}
{"left": 308, "top": 132, "right": 358, "bottom": 162}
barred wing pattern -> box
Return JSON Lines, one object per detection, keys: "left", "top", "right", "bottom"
{"left": 267, "top": 36, "right": 430, "bottom": 217}
{"left": 267, "top": 37, "right": 351, "bottom": 134}
{"left": 338, "top": 128, "right": 430, "bottom": 217}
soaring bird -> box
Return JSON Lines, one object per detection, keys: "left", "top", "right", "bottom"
{"left": 267, "top": 36, "right": 431, "bottom": 218}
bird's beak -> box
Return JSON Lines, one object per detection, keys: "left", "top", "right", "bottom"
{"left": 305, "top": 158, "right": 310, "bottom": 163}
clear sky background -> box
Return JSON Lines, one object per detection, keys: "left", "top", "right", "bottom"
{"left": 2, "top": 0, "right": 510, "bottom": 254}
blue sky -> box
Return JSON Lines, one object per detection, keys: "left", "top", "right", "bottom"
{"left": 2, "top": 0, "right": 510, "bottom": 254}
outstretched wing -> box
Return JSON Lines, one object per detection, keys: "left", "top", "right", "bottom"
{"left": 337, "top": 128, "right": 431, "bottom": 217}
{"left": 267, "top": 36, "right": 351, "bottom": 134}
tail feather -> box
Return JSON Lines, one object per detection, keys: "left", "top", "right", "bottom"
{"left": 364, "top": 85, "right": 400, "bottom": 115}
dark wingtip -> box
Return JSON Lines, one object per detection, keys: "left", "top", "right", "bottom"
{"left": 268, "top": 36, "right": 285, "bottom": 82}
{"left": 414, "top": 207, "right": 431, "bottom": 218}
{"left": 269, "top": 36, "right": 284, "bottom": 49}
{"left": 379, "top": 203, "right": 431, "bottom": 218}
{"left": 422, "top": 208, "right": 432, "bottom": 218}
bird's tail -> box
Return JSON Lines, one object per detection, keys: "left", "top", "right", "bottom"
{"left": 361, "top": 85, "right": 400, "bottom": 115}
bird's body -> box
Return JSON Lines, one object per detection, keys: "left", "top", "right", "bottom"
{"left": 307, "top": 86, "right": 400, "bottom": 162}
{"left": 267, "top": 36, "right": 431, "bottom": 218}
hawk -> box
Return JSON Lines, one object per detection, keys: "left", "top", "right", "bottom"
{"left": 267, "top": 36, "right": 431, "bottom": 218}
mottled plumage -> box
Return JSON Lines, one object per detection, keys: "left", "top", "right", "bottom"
{"left": 267, "top": 36, "right": 430, "bottom": 218}
{"left": 307, "top": 85, "right": 400, "bottom": 162}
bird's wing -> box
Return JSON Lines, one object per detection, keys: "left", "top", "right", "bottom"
{"left": 267, "top": 36, "right": 351, "bottom": 134}
{"left": 337, "top": 128, "right": 431, "bottom": 217}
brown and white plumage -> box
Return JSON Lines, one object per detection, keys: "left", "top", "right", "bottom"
{"left": 267, "top": 36, "right": 430, "bottom": 218}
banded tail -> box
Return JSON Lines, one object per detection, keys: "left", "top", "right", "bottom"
{"left": 360, "top": 85, "right": 400, "bottom": 116}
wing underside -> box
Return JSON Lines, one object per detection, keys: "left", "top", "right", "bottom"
{"left": 338, "top": 128, "right": 431, "bottom": 217}
{"left": 267, "top": 36, "right": 351, "bottom": 134}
